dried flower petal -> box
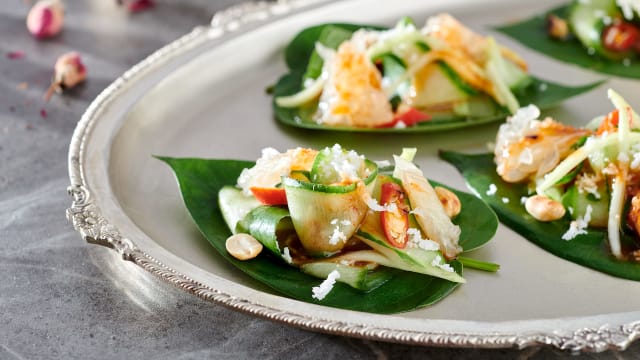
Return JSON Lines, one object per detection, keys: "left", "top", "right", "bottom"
{"left": 7, "top": 51, "right": 25, "bottom": 60}
{"left": 26, "top": 0, "right": 64, "bottom": 39}
{"left": 45, "top": 52, "right": 87, "bottom": 101}
{"left": 117, "top": 0, "right": 155, "bottom": 13}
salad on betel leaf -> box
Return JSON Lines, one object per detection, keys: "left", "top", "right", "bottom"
{"left": 441, "top": 89, "right": 640, "bottom": 281}
{"left": 159, "top": 146, "right": 499, "bottom": 313}
{"left": 272, "top": 14, "right": 601, "bottom": 132}
{"left": 496, "top": 0, "right": 640, "bottom": 78}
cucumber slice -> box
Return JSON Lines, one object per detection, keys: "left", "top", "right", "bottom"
{"left": 377, "top": 53, "right": 410, "bottom": 99}
{"left": 283, "top": 176, "right": 372, "bottom": 256}
{"left": 356, "top": 212, "right": 465, "bottom": 283}
{"left": 485, "top": 37, "right": 521, "bottom": 113}
{"left": 301, "top": 260, "right": 392, "bottom": 291}
{"left": 562, "top": 184, "right": 610, "bottom": 227}
{"left": 310, "top": 145, "right": 378, "bottom": 185}
{"left": 568, "top": 0, "right": 628, "bottom": 60}
{"left": 284, "top": 149, "right": 378, "bottom": 256}
{"left": 501, "top": 58, "right": 532, "bottom": 91}
{"left": 410, "top": 62, "right": 473, "bottom": 110}
{"left": 238, "top": 205, "right": 295, "bottom": 259}
{"left": 218, "top": 186, "right": 262, "bottom": 234}
{"left": 452, "top": 95, "right": 499, "bottom": 118}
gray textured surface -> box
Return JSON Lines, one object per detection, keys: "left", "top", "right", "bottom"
{"left": 1, "top": 0, "right": 639, "bottom": 359}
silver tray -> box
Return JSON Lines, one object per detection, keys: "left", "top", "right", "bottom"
{"left": 66, "top": 0, "right": 640, "bottom": 352}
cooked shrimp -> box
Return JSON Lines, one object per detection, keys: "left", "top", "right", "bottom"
{"left": 494, "top": 105, "right": 591, "bottom": 183}
{"left": 423, "top": 13, "right": 527, "bottom": 70}
{"left": 315, "top": 35, "right": 394, "bottom": 127}
{"left": 237, "top": 147, "right": 318, "bottom": 194}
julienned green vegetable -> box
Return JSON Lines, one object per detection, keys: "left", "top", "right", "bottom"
{"left": 272, "top": 15, "right": 602, "bottom": 132}
{"left": 158, "top": 145, "right": 499, "bottom": 313}
{"left": 441, "top": 89, "right": 640, "bottom": 281}
{"left": 496, "top": 0, "right": 640, "bottom": 78}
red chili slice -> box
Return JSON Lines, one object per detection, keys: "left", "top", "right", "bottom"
{"left": 377, "top": 107, "right": 431, "bottom": 128}
{"left": 602, "top": 21, "right": 640, "bottom": 52}
{"left": 380, "top": 182, "right": 410, "bottom": 248}
{"left": 249, "top": 187, "right": 287, "bottom": 205}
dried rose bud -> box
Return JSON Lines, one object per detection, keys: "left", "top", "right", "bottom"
{"left": 45, "top": 52, "right": 87, "bottom": 101}
{"left": 546, "top": 14, "right": 570, "bottom": 40}
{"left": 26, "top": 0, "right": 64, "bottom": 39}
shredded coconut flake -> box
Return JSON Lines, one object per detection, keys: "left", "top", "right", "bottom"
{"left": 311, "top": 270, "right": 341, "bottom": 300}
{"left": 494, "top": 104, "right": 541, "bottom": 165}
{"left": 375, "top": 160, "right": 391, "bottom": 168}
{"left": 329, "top": 226, "right": 347, "bottom": 245}
{"left": 575, "top": 173, "right": 601, "bottom": 200}
{"left": 486, "top": 184, "right": 497, "bottom": 196}
{"left": 431, "top": 255, "right": 455, "bottom": 273}
{"left": 366, "top": 197, "right": 386, "bottom": 211}
{"left": 365, "top": 197, "right": 397, "bottom": 212}
{"left": 562, "top": 205, "right": 592, "bottom": 240}
{"left": 407, "top": 228, "right": 440, "bottom": 251}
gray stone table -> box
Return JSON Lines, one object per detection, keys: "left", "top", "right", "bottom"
{"left": 1, "top": 1, "right": 639, "bottom": 359}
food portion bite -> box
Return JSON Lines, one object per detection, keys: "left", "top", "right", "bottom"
{"left": 495, "top": 89, "right": 640, "bottom": 260}
{"left": 273, "top": 15, "right": 601, "bottom": 132}
{"left": 221, "top": 145, "right": 468, "bottom": 286}
{"left": 441, "top": 89, "right": 640, "bottom": 280}
{"left": 497, "top": 0, "right": 640, "bottom": 78}
{"left": 159, "top": 146, "right": 499, "bottom": 312}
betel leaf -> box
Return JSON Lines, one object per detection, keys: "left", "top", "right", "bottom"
{"left": 272, "top": 22, "right": 603, "bottom": 133}
{"left": 496, "top": 5, "right": 640, "bottom": 79}
{"left": 158, "top": 156, "right": 498, "bottom": 313}
{"left": 439, "top": 151, "right": 640, "bottom": 281}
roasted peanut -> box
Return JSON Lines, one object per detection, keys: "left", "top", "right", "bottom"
{"left": 434, "top": 186, "right": 461, "bottom": 218}
{"left": 524, "top": 195, "right": 565, "bottom": 222}
{"left": 225, "top": 233, "right": 263, "bottom": 260}
{"left": 546, "top": 14, "right": 569, "bottom": 40}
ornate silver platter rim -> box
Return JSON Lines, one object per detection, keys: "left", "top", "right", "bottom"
{"left": 66, "top": 0, "right": 640, "bottom": 353}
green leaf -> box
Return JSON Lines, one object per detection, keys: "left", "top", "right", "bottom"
{"left": 158, "top": 156, "right": 498, "bottom": 313}
{"left": 284, "top": 23, "right": 384, "bottom": 72}
{"left": 439, "top": 151, "right": 640, "bottom": 281}
{"left": 495, "top": 5, "right": 640, "bottom": 79}
{"left": 302, "top": 25, "right": 357, "bottom": 81}
{"left": 272, "top": 22, "right": 603, "bottom": 133}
